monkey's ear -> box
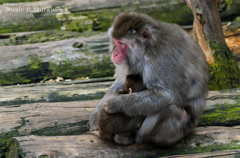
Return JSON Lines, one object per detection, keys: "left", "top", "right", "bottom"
{"left": 140, "top": 28, "right": 152, "bottom": 40}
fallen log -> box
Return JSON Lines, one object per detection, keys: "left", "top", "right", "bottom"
{"left": 0, "top": 0, "right": 194, "bottom": 33}
{"left": 0, "top": 26, "right": 239, "bottom": 86}
{"left": 0, "top": 0, "right": 239, "bottom": 34}
{"left": 4, "top": 126, "right": 240, "bottom": 158}
{"left": 1, "top": 88, "right": 240, "bottom": 157}
{"left": 0, "top": 34, "right": 115, "bottom": 86}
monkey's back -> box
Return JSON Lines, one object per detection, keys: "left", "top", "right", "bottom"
{"left": 143, "top": 18, "right": 209, "bottom": 107}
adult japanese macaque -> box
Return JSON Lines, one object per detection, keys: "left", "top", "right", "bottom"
{"left": 88, "top": 12, "right": 209, "bottom": 146}
{"left": 98, "top": 74, "right": 146, "bottom": 144}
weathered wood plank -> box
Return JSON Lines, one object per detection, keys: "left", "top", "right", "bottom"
{"left": 0, "top": 33, "right": 115, "bottom": 86}
{"left": 1, "top": 0, "right": 239, "bottom": 33}
{"left": 0, "top": 100, "right": 98, "bottom": 156}
{"left": 0, "top": 34, "right": 108, "bottom": 71}
{"left": 5, "top": 126, "right": 240, "bottom": 158}
{"left": 0, "top": 0, "right": 194, "bottom": 33}
{"left": 1, "top": 88, "right": 240, "bottom": 157}
{"left": 0, "top": 80, "right": 113, "bottom": 106}
{"left": 0, "top": 25, "right": 239, "bottom": 86}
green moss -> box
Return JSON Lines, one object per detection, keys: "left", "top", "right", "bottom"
{"left": 62, "top": 9, "right": 119, "bottom": 32}
{"left": 0, "top": 120, "right": 89, "bottom": 157}
{"left": 0, "top": 15, "right": 62, "bottom": 33}
{"left": 0, "top": 48, "right": 115, "bottom": 86}
{"left": 0, "top": 131, "right": 20, "bottom": 157}
{"left": 4, "top": 139, "right": 19, "bottom": 158}
{"left": 141, "top": 139, "right": 240, "bottom": 157}
{"left": 199, "top": 101, "right": 240, "bottom": 126}
{"left": 208, "top": 42, "right": 240, "bottom": 90}
{"left": 60, "top": 14, "right": 93, "bottom": 32}
{"left": 83, "top": 1, "right": 193, "bottom": 32}
{"left": 38, "top": 155, "right": 50, "bottom": 158}
{"left": 0, "top": 55, "right": 52, "bottom": 86}
{"left": 32, "top": 120, "right": 89, "bottom": 136}
{"left": 141, "top": 2, "right": 193, "bottom": 25}
{"left": 1, "top": 1, "right": 194, "bottom": 33}
{"left": 0, "top": 30, "right": 90, "bottom": 46}
{"left": 220, "top": 0, "right": 240, "bottom": 21}
{"left": 28, "top": 54, "right": 43, "bottom": 70}
{"left": 49, "top": 49, "right": 115, "bottom": 79}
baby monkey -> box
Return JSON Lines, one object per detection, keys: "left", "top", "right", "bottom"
{"left": 119, "top": 74, "right": 146, "bottom": 94}
{"left": 98, "top": 74, "right": 146, "bottom": 144}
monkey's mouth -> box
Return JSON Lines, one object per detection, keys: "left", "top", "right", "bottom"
{"left": 114, "top": 61, "right": 125, "bottom": 65}
{"left": 112, "top": 58, "right": 127, "bottom": 66}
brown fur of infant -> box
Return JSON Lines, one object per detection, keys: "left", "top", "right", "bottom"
{"left": 98, "top": 74, "right": 146, "bottom": 141}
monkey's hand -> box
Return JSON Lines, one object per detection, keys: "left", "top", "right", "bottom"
{"left": 103, "top": 94, "right": 122, "bottom": 114}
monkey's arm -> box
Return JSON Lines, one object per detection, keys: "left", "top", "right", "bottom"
{"left": 104, "top": 87, "right": 174, "bottom": 116}
{"left": 88, "top": 80, "right": 124, "bottom": 131}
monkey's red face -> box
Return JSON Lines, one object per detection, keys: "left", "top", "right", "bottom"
{"left": 112, "top": 38, "right": 128, "bottom": 65}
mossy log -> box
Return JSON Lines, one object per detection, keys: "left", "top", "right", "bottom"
{"left": 0, "top": 80, "right": 113, "bottom": 106}
{"left": 1, "top": 87, "right": 240, "bottom": 157}
{"left": 1, "top": 0, "right": 240, "bottom": 34}
{"left": 0, "top": 0, "right": 194, "bottom": 33}
{"left": 0, "top": 33, "right": 115, "bottom": 86}
{"left": 4, "top": 126, "right": 240, "bottom": 158}
{"left": 1, "top": 28, "right": 240, "bottom": 86}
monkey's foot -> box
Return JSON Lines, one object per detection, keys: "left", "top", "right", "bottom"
{"left": 114, "top": 133, "right": 134, "bottom": 145}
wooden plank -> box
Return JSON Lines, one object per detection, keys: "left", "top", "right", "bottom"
{"left": 164, "top": 150, "right": 240, "bottom": 158}
{"left": 0, "top": 0, "right": 194, "bottom": 33}
{"left": 0, "top": 81, "right": 112, "bottom": 106}
{"left": 0, "top": 100, "right": 98, "bottom": 135}
{"left": 5, "top": 126, "right": 240, "bottom": 158}
{"left": 1, "top": 88, "right": 240, "bottom": 157}
{"left": 0, "top": 35, "right": 109, "bottom": 71}
{"left": 0, "top": 100, "right": 99, "bottom": 156}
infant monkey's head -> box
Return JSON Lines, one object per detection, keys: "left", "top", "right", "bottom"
{"left": 124, "top": 74, "right": 146, "bottom": 93}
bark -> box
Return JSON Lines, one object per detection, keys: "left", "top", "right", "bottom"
{"left": 184, "top": 0, "right": 240, "bottom": 90}
{"left": 184, "top": 0, "right": 225, "bottom": 63}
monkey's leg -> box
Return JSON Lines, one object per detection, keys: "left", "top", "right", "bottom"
{"left": 136, "top": 104, "right": 194, "bottom": 146}
{"left": 111, "top": 115, "right": 145, "bottom": 145}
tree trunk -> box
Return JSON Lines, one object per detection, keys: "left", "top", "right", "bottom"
{"left": 184, "top": 0, "right": 240, "bottom": 90}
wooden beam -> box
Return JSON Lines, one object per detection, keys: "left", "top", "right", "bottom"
{"left": 5, "top": 126, "right": 240, "bottom": 158}
{"left": 1, "top": 89, "right": 240, "bottom": 157}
